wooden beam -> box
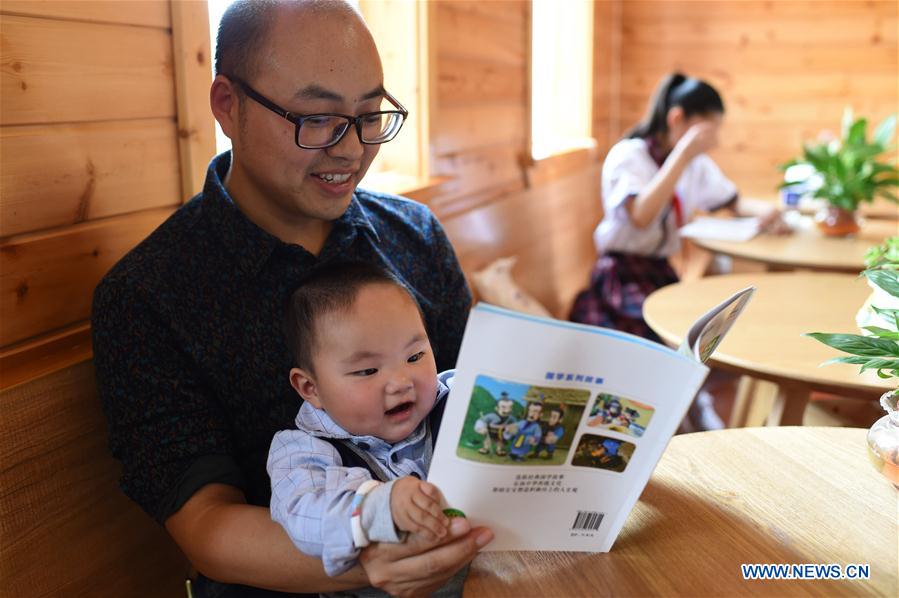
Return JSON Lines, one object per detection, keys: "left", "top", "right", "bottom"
{"left": 170, "top": 0, "right": 216, "bottom": 202}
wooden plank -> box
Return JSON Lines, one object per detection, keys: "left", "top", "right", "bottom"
{"left": 0, "top": 0, "right": 171, "bottom": 28}
{"left": 0, "top": 14, "right": 176, "bottom": 125}
{"left": 431, "top": 141, "right": 525, "bottom": 207}
{"left": 618, "top": 93, "right": 896, "bottom": 127}
{"left": 437, "top": 55, "right": 526, "bottom": 105}
{"left": 171, "top": 0, "right": 216, "bottom": 201}
{"left": 432, "top": 102, "right": 526, "bottom": 156}
{"left": 442, "top": 165, "right": 603, "bottom": 317}
{"left": 0, "top": 208, "right": 172, "bottom": 348}
{"left": 0, "top": 362, "right": 186, "bottom": 596}
{"left": 0, "top": 119, "right": 181, "bottom": 237}
{"left": 623, "top": 0, "right": 898, "bottom": 21}
{"left": 618, "top": 71, "right": 898, "bottom": 103}
{"left": 0, "top": 323, "right": 91, "bottom": 391}
{"left": 434, "top": 1, "right": 526, "bottom": 66}
{"left": 620, "top": 14, "right": 897, "bottom": 46}
{"left": 618, "top": 44, "right": 898, "bottom": 74}
{"left": 433, "top": 0, "right": 526, "bottom": 27}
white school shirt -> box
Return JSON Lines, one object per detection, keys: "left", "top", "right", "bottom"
{"left": 593, "top": 138, "right": 737, "bottom": 258}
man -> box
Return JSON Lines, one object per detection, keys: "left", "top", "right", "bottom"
{"left": 473, "top": 391, "right": 515, "bottom": 456}
{"left": 503, "top": 402, "right": 544, "bottom": 462}
{"left": 91, "top": 1, "right": 491, "bottom": 596}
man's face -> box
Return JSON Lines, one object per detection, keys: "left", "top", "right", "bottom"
{"left": 548, "top": 410, "right": 562, "bottom": 426}
{"left": 526, "top": 404, "right": 543, "bottom": 421}
{"left": 229, "top": 6, "right": 384, "bottom": 227}
{"left": 496, "top": 399, "right": 513, "bottom": 417}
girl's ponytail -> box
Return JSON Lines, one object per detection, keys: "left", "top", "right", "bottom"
{"left": 624, "top": 72, "right": 723, "bottom": 140}
{"left": 625, "top": 73, "right": 687, "bottom": 139}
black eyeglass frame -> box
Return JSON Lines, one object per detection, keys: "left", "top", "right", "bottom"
{"left": 229, "top": 76, "right": 408, "bottom": 149}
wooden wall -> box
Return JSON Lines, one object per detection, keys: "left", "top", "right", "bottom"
{"left": 0, "top": 1, "right": 214, "bottom": 595}
{"left": 0, "top": 1, "right": 601, "bottom": 595}
{"left": 595, "top": 0, "right": 899, "bottom": 198}
{"left": 429, "top": 0, "right": 603, "bottom": 317}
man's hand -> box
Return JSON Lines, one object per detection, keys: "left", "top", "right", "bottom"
{"left": 360, "top": 516, "right": 493, "bottom": 598}
{"left": 390, "top": 477, "right": 449, "bottom": 540}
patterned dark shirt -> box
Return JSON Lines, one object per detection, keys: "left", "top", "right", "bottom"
{"left": 91, "top": 152, "right": 471, "bottom": 527}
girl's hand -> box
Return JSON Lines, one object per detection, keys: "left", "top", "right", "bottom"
{"left": 676, "top": 122, "right": 720, "bottom": 160}
{"left": 390, "top": 477, "right": 449, "bottom": 540}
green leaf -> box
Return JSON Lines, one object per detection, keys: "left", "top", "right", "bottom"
{"left": 804, "top": 332, "right": 899, "bottom": 357}
{"left": 865, "top": 269, "right": 899, "bottom": 298}
{"left": 821, "top": 356, "right": 872, "bottom": 366}
{"left": 846, "top": 118, "right": 868, "bottom": 145}
{"left": 860, "top": 358, "right": 899, "bottom": 372}
{"left": 862, "top": 326, "right": 899, "bottom": 340}
{"left": 873, "top": 114, "right": 897, "bottom": 147}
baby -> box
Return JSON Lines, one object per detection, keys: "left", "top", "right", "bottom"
{"left": 267, "top": 261, "right": 461, "bottom": 597}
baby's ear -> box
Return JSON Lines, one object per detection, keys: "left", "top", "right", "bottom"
{"left": 289, "top": 367, "right": 322, "bottom": 409}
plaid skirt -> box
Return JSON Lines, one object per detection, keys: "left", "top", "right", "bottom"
{"left": 569, "top": 252, "right": 679, "bottom": 342}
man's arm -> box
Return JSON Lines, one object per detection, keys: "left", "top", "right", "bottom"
{"left": 166, "top": 483, "right": 492, "bottom": 596}
{"left": 165, "top": 483, "right": 366, "bottom": 593}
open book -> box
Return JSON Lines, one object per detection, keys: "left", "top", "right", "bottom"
{"left": 679, "top": 216, "right": 761, "bottom": 242}
{"left": 428, "top": 286, "right": 755, "bottom": 552}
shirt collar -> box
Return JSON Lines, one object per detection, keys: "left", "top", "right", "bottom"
{"left": 201, "top": 152, "right": 381, "bottom": 277}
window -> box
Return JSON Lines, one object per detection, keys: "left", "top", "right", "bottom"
{"left": 207, "top": 0, "right": 430, "bottom": 190}
{"left": 530, "top": 0, "right": 595, "bottom": 160}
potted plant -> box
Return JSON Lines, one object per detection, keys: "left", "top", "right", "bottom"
{"left": 805, "top": 237, "right": 899, "bottom": 486}
{"left": 779, "top": 109, "right": 899, "bottom": 236}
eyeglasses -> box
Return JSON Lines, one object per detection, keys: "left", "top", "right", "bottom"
{"left": 229, "top": 77, "right": 408, "bottom": 150}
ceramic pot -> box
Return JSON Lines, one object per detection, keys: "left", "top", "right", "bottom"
{"left": 815, "top": 204, "right": 860, "bottom": 236}
{"left": 867, "top": 391, "right": 899, "bottom": 488}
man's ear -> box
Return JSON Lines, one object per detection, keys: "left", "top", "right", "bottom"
{"left": 289, "top": 367, "right": 322, "bottom": 409}
{"left": 210, "top": 74, "right": 238, "bottom": 141}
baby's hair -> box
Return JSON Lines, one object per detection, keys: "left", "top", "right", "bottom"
{"left": 625, "top": 72, "right": 725, "bottom": 140}
{"left": 550, "top": 405, "right": 564, "bottom": 416}
{"left": 283, "top": 261, "right": 422, "bottom": 373}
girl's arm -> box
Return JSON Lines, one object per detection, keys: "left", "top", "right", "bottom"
{"left": 626, "top": 122, "right": 720, "bottom": 228}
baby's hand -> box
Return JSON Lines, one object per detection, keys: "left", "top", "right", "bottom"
{"left": 390, "top": 477, "right": 449, "bottom": 540}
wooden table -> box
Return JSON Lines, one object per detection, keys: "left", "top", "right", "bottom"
{"left": 689, "top": 216, "right": 896, "bottom": 273}
{"left": 464, "top": 427, "right": 897, "bottom": 597}
{"left": 643, "top": 272, "right": 892, "bottom": 425}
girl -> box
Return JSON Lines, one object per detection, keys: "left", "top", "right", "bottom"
{"left": 570, "top": 72, "right": 780, "bottom": 340}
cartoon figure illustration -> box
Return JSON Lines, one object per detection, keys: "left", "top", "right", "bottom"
{"left": 593, "top": 439, "right": 625, "bottom": 470}
{"left": 592, "top": 396, "right": 622, "bottom": 426}
{"left": 504, "top": 401, "right": 544, "bottom": 461}
{"left": 473, "top": 391, "right": 516, "bottom": 456}
{"left": 531, "top": 405, "right": 565, "bottom": 459}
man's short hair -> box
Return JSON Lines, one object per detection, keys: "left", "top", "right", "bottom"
{"left": 214, "top": 0, "right": 279, "bottom": 82}
{"left": 284, "top": 261, "right": 422, "bottom": 373}
{"left": 214, "top": 0, "right": 364, "bottom": 83}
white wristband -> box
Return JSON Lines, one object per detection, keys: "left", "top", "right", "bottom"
{"left": 350, "top": 479, "right": 383, "bottom": 549}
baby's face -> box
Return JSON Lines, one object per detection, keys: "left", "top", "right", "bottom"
{"left": 309, "top": 284, "right": 438, "bottom": 443}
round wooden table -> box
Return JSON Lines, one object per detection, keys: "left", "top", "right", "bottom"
{"left": 463, "top": 427, "right": 897, "bottom": 597}
{"left": 643, "top": 272, "right": 891, "bottom": 425}
{"left": 689, "top": 216, "right": 896, "bottom": 273}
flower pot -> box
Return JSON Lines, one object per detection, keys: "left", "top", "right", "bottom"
{"left": 867, "top": 391, "right": 899, "bottom": 488}
{"left": 815, "top": 205, "right": 860, "bottom": 236}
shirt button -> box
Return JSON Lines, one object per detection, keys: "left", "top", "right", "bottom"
{"left": 391, "top": 454, "right": 398, "bottom": 462}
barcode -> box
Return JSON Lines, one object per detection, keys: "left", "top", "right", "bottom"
{"left": 571, "top": 510, "right": 603, "bottom": 531}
